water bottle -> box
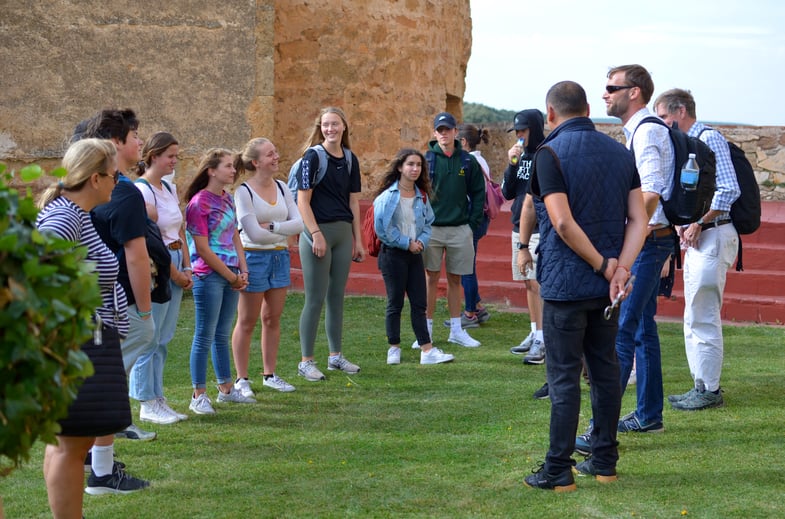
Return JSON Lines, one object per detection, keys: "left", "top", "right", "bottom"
{"left": 511, "top": 138, "right": 525, "bottom": 165}
{"left": 680, "top": 153, "right": 699, "bottom": 191}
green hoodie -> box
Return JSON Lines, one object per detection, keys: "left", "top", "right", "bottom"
{"left": 426, "top": 139, "right": 486, "bottom": 230}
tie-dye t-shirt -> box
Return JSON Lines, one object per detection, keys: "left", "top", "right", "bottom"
{"left": 186, "top": 189, "right": 239, "bottom": 276}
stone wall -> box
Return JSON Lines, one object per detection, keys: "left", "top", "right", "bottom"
{"left": 0, "top": 0, "right": 471, "bottom": 196}
{"left": 476, "top": 122, "right": 785, "bottom": 201}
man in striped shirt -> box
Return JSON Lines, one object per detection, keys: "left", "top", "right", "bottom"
{"left": 655, "top": 88, "right": 740, "bottom": 411}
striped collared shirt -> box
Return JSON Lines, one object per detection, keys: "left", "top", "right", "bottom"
{"left": 688, "top": 122, "right": 741, "bottom": 215}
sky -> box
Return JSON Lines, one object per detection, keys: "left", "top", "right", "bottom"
{"left": 465, "top": 0, "right": 785, "bottom": 126}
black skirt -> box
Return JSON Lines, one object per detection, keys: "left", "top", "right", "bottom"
{"left": 58, "top": 326, "right": 132, "bottom": 437}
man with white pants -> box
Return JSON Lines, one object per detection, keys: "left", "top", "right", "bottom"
{"left": 655, "top": 88, "right": 741, "bottom": 411}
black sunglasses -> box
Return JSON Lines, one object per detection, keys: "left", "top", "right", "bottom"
{"left": 606, "top": 85, "right": 635, "bottom": 94}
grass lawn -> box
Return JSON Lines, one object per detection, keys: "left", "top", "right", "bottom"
{"left": 1, "top": 292, "right": 783, "bottom": 518}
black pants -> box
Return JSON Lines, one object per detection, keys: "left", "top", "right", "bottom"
{"left": 543, "top": 297, "right": 621, "bottom": 474}
{"left": 378, "top": 245, "right": 429, "bottom": 345}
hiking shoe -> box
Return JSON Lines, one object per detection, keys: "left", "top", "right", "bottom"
{"left": 84, "top": 464, "right": 150, "bottom": 495}
{"left": 327, "top": 354, "right": 361, "bottom": 374}
{"left": 189, "top": 393, "right": 216, "bottom": 415}
{"left": 158, "top": 397, "right": 187, "bottom": 421}
{"left": 617, "top": 411, "right": 664, "bottom": 433}
{"left": 671, "top": 388, "right": 724, "bottom": 411}
{"left": 442, "top": 313, "right": 480, "bottom": 329}
{"left": 510, "top": 333, "right": 534, "bottom": 355}
{"left": 476, "top": 307, "right": 491, "bottom": 323}
{"left": 84, "top": 452, "right": 125, "bottom": 474}
{"left": 574, "top": 421, "right": 594, "bottom": 456}
{"left": 523, "top": 464, "right": 576, "bottom": 492}
{"left": 298, "top": 360, "right": 326, "bottom": 381}
{"left": 387, "top": 347, "right": 401, "bottom": 365}
{"left": 523, "top": 339, "right": 545, "bottom": 365}
{"left": 420, "top": 347, "right": 455, "bottom": 365}
{"left": 533, "top": 382, "right": 549, "bottom": 400}
{"left": 448, "top": 329, "right": 481, "bottom": 348}
{"left": 217, "top": 386, "right": 256, "bottom": 404}
{"left": 262, "top": 374, "right": 296, "bottom": 392}
{"left": 140, "top": 399, "right": 179, "bottom": 425}
{"left": 234, "top": 378, "right": 255, "bottom": 399}
{"left": 668, "top": 387, "right": 698, "bottom": 404}
{"left": 573, "top": 459, "right": 617, "bottom": 483}
{"left": 114, "top": 424, "right": 156, "bottom": 441}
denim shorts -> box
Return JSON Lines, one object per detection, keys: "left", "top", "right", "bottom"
{"left": 245, "top": 249, "right": 291, "bottom": 292}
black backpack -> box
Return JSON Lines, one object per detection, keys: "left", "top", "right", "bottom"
{"left": 631, "top": 116, "right": 716, "bottom": 226}
{"left": 698, "top": 128, "right": 761, "bottom": 235}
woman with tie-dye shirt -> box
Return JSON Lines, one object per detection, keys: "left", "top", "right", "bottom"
{"left": 184, "top": 149, "right": 253, "bottom": 415}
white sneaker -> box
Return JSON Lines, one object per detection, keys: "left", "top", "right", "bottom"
{"left": 298, "top": 360, "right": 326, "bottom": 381}
{"left": 448, "top": 329, "right": 481, "bottom": 348}
{"left": 140, "top": 399, "right": 178, "bottom": 425}
{"left": 189, "top": 393, "right": 216, "bottom": 415}
{"left": 327, "top": 353, "right": 360, "bottom": 373}
{"left": 157, "top": 397, "right": 187, "bottom": 421}
{"left": 234, "top": 378, "right": 255, "bottom": 399}
{"left": 411, "top": 340, "right": 421, "bottom": 350}
{"left": 216, "top": 386, "right": 256, "bottom": 404}
{"left": 387, "top": 347, "right": 401, "bottom": 365}
{"left": 262, "top": 374, "right": 296, "bottom": 392}
{"left": 420, "top": 347, "right": 454, "bottom": 365}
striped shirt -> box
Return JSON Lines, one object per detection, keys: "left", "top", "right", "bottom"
{"left": 624, "top": 108, "right": 675, "bottom": 227}
{"left": 688, "top": 122, "right": 741, "bottom": 214}
{"left": 36, "top": 197, "right": 130, "bottom": 337}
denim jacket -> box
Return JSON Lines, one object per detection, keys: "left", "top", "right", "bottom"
{"left": 373, "top": 181, "right": 434, "bottom": 250}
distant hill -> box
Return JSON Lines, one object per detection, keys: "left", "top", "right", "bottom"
{"left": 464, "top": 102, "right": 623, "bottom": 126}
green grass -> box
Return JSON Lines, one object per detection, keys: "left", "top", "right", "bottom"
{"left": 2, "top": 293, "right": 784, "bottom": 518}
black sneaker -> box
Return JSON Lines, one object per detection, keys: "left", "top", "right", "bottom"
{"left": 573, "top": 458, "right": 617, "bottom": 483}
{"left": 523, "top": 464, "right": 576, "bottom": 492}
{"left": 84, "top": 464, "right": 150, "bottom": 495}
{"left": 532, "top": 382, "right": 549, "bottom": 400}
{"left": 83, "top": 451, "right": 126, "bottom": 474}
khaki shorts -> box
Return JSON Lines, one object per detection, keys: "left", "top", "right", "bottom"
{"left": 424, "top": 224, "right": 474, "bottom": 275}
{"left": 512, "top": 231, "right": 539, "bottom": 281}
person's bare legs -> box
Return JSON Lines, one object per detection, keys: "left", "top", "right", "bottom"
{"left": 260, "top": 287, "right": 287, "bottom": 375}
{"left": 44, "top": 435, "right": 95, "bottom": 519}
{"left": 446, "top": 272, "right": 463, "bottom": 318}
{"left": 232, "top": 291, "right": 265, "bottom": 379}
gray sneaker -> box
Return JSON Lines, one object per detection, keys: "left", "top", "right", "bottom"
{"left": 523, "top": 339, "right": 545, "bottom": 365}
{"left": 298, "top": 360, "right": 326, "bottom": 381}
{"left": 189, "top": 393, "right": 215, "bottom": 415}
{"left": 216, "top": 386, "right": 256, "bottom": 404}
{"left": 510, "top": 332, "right": 534, "bottom": 355}
{"left": 668, "top": 387, "right": 698, "bottom": 403}
{"left": 671, "top": 388, "right": 723, "bottom": 411}
{"left": 115, "top": 423, "right": 157, "bottom": 441}
{"left": 327, "top": 354, "right": 360, "bottom": 374}
{"left": 442, "top": 313, "right": 480, "bottom": 329}
{"left": 263, "top": 374, "right": 296, "bottom": 392}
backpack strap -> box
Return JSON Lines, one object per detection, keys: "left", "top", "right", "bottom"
{"left": 135, "top": 178, "right": 157, "bottom": 205}
{"left": 239, "top": 182, "right": 254, "bottom": 206}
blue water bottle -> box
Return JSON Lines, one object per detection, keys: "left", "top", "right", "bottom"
{"left": 680, "top": 153, "right": 699, "bottom": 191}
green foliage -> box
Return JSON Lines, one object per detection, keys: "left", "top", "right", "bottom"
{"left": 463, "top": 102, "right": 517, "bottom": 124}
{"left": 0, "top": 165, "right": 100, "bottom": 476}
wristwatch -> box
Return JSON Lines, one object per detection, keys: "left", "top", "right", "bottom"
{"left": 268, "top": 222, "right": 275, "bottom": 231}
{"left": 517, "top": 242, "right": 529, "bottom": 250}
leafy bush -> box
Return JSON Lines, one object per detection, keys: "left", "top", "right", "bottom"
{"left": 463, "top": 102, "right": 517, "bottom": 124}
{"left": 0, "top": 163, "right": 100, "bottom": 476}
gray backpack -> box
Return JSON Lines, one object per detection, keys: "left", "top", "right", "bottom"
{"left": 287, "top": 144, "right": 353, "bottom": 202}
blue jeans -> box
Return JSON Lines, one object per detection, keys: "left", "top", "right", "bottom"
{"left": 461, "top": 215, "right": 490, "bottom": 312}
{"left": 190, "top": 271, "right": 239, "bottom": 389}
{"left": 129, "top": 248, "right": 185, "bottom": 401}
{"left": 615, "top": 233, "right": 675, "bottom": 425}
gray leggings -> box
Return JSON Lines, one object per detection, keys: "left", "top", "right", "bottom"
{"left": 298, "top": 220, "right": 353, "bottom": 357}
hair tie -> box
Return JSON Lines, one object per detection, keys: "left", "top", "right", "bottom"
{"left": 58, "top": 181, "right": 64, "bottom": 188}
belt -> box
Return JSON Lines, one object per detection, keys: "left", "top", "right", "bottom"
{"left": 647, "top": 227, "right": 674, "bottom": 240}
{"left": 167, "top": 240, "right": 182, "bottom": 250}
{"left": 244, "top": 246, "right": 287, "bottom": 251}
{"left": 701, "top": 220, "right": 732, "bottom": 231}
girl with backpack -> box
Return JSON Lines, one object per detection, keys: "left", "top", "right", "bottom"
{"left": 373, "top": 149, "right": 454, "bottom": 365}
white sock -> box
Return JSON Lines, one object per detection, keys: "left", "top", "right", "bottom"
{"left": 91, "top": 444, "right": 113, "bottom": 477}
{"left": 530, "top": 322, "right": 537, "bottom": 334}
{"left": 535, "top": 329, "right": 544, "bottom": 342}
{"left": 426, "top": 319, "right": 433, "bottom": 340}
{"left": 450, "top": 317, "right": 462, "bottom": 334}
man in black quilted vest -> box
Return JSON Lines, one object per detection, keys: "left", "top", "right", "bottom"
{"left": 523, "top": 81, "right": 647, "bottom": 491}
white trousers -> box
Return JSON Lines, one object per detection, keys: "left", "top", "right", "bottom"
{"left": 683, "top": 223, "right": 738, "bottom": 392}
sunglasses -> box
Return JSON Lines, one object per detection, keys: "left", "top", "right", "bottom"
{"left": 605, "top": 85, "right": 635, "bottom": 94}
{"left": 99, "top": 170, "right": 119, "bottom": 184}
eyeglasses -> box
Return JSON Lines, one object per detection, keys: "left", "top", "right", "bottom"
{"left": 99, "top": 171, "right": 119, "bottom": 184}
{"left": 605, "top": 85, "right": 635, "bottom": 94}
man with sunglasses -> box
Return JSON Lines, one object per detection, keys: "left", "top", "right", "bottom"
{"left": 654, "top": 88, "right": 740, "bottom": 411}
{"left": 575, "top": 64, "right": 676, "bottom": 456}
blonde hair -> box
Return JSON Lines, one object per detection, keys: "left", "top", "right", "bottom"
{"left": 37, "top": 138, "right": 117, "bottom": 209}
{"left": 300, "top": 106, "right": 352, "bottom": 154}
{"left": 184, "top": 148, "right": 234, "bottom": 202}
{"left": 234, "top": 137, "right": 271, "bottom": 177}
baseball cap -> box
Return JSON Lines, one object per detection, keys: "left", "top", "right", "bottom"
{"left": 507, "top": 110, "right": 534, "bottom": 132}
{"left": 433, "top": 112, "right": 457, "bottom": 130}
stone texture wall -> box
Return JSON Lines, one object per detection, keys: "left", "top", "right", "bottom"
{"left": 0, "top": 0, "right": 471, "bottom": 196}
{"left": 477, "top": 122, "right": 785, "bottom": 201}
